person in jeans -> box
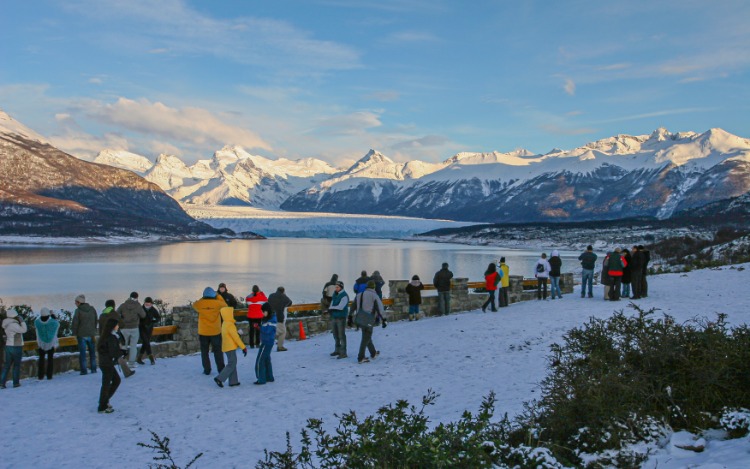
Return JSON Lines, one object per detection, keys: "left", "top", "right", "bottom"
{"left": 35, "top": 307, "right": 59, "bottom": 380}
{"left": 405, "top": 275, "right": 424, "bottom": 320}
{"left": 116, "top": 292, "right": 145, "bottom": 366}
{"left": 328, "top": 281, "right": 349, "bottom": 358}
{"left": 578, "top": 245, "right": 597, "bottom": 298}
{"left": 214, "top": 306, "right": 247, "bottom": 388}
{"left": 534, "top": 253, "right": 551, "bottom": 300}
{"left": 498, "top": 258, "right": 510, "bottom": 307}
{"left": 1, "top": 309, "right": 27, "bottom": 389}
{"left": 73, "top": 294, "right": 98, "bottom": 375}
{"left": 267, "top": 286, "right": 292, "bottom": 352}
{"left": 482, "top": 263, "right": 501, "bottom": 312}
{"left": 255, "top": 303, "right": 277, "bottom": 384}
{"left": 192, "top": 287, "right": 227, "bottom": 375}
{"left": 137, "top": 297, "right": 161, "bottom": 365}
{"left": 351, "top": 280, "right": 384, "bottom": 364}
{"left": 548, "top": 250, "right": 563, "bottom": 299}
{"left": 433, "top": 263, "right": 453, "bottom": 315}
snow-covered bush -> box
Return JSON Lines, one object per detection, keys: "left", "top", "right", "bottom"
{"left": 720, "top": 408, "right": 750, "bottom": 438}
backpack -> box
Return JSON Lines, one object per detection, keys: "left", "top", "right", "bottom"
{"left": 536, "top": 262, "right": 545, "bottom": 273}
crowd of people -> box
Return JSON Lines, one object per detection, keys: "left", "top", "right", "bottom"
{"left": 1, "top": 250, "right": 653, "bottom": 412}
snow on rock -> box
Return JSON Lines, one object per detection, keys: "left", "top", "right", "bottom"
{"left": 93, "top": 149, "right": 153, "bottom": 174}
{"left": 0, "top": 108, "right": 49, "bottom": 143}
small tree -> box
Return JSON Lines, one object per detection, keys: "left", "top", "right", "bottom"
{"left": 137, "top": 430, "right": 203, "bottom": 469}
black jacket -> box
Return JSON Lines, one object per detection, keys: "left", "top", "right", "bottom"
{"left": 140, "top": 305, "right": 161, "bottom": 329}
{"left": 548, "top": 257, "right": 562, "bottom": 277}
{"left": 405, "top": 282, "right": 424, "bottom": 305}
{"left": 219, "top": 291, "right": 238, "bottom": 308}
{"left": 267, "top": 291, "right": 293, "bottom": 323}
{"left": 97, "top": 333, "right": 122, "bottom": 367}
{"left": 433, "top": 268, "right": 453, "bottom": 292}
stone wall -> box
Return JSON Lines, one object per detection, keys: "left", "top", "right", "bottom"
{"left": 13, "top": 273, "right": 574, "bottom": 380}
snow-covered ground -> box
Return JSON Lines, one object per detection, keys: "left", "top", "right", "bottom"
{"left": 6, "top": 265, "right": 750, "bottom": 468}
{"left": 186, "top": 205, "right": 476, "bottom": 238}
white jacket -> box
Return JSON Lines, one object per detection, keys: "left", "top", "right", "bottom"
{"left": 534, "top": 259, "right": 551, "bottom": 279}
{"left": 3, "top": 317, "right": 28, "bottom": 347}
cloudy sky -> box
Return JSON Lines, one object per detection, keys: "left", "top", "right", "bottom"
{"left": 1, "top": 0, "right": 748, "bottom": 166}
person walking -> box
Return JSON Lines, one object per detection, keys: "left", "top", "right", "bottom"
{"left": 607, "top": 248, "right": 627, "bottom": 301}
{"left": 621, "top": 248, "right": 632, "bottom": 299}
{"left": 217, "top": 283, "right": 238, "bottom": 308}
{"left": 35, "top": 308, "right": 59, "bottom": 380}
{"left": 578, "top": 245, "right": 597, "bottom": 298}
{"left": 549, "top": 250, "right": 563, "bottom": 299}
{"left": 267, "top": 286, "right": 292, "bottom": 352}
{"left": 321, "top": 274, "right": 339, "bottom": 311}
{"left": 137, "top": 297, "right": 161, "bottom": 365}
{"left": 255, "top": 303, "right": 277, "bottom": 385}
{"left": 97, "top": 318, "right": 123, "bottom": 413}
{"left": 328, "top": 281, "right": 349, "bottom": 358}
{"left": 351, "top": 280, "right": 384, "bottom": 364}
{"left": 99, "top": 300, "right": 116, "bottom": 336}
{"left": 534, "top": 254, "right": 551, "bottom": 300}
{"left": 73, "top": 294, "right": 98, "bottom": 374}
{"left": 1, "top": 309, "right": 27, "bottom": 389}
{"left": 246, "top": 285, "right": 267, "bottom": 349}
{"left": 498, "top": 258, "right": 510, "bottom": 307}
{"left": 214, "top": 306, "right": 247, "bottom": 388}
{"left": 482, "top": 263, "right": 501, "bottom": 312}
{"left": 433, "top": 263, "right": 454, "bottom": 315}
{"left": 405, "top": 275, "right": 424, "bottom": 320}
{"left": 192, "top": 287, "right": 227, "bottom": 375}
{"left": 116, "top": 292, "right": 145, "bottom": 366}
{"left": 629, "top": 246, "right": 644, "bottom": 299}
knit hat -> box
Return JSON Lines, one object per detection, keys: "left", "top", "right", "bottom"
{"left": 411, "top": 275, "right": 420, "bottom": 281}
{"left": 218, "top": 283, "right": 227, "bottom": 290}
{"left": 40, "top": 307, "right": 51, "bottom": 318}
{"left": 130, "top": 292, "right": 139, "bottom": 299}
{"left": 366, "top": 280, "right": 376, "bottom": 289}
{"left": 551, "top": 250, "right": 559, "bottom": 257}
{"left": 203, "top": 287, "right": 217, "bottom": 298}
{"left": 336, "top": 281, "right": 344, "bottom": 288}
{"left": 500, "top": 257, "right": 506, "bottom": 263}
{"left": 6, "top": 310, "right": 18, "bottom": 319}
{"left": 75, "top": 294, "right": 86, "bottom": 304}
{"left": 144, "top": 297, "right": 153, "bottom": 304}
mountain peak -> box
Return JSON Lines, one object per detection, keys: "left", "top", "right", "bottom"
{"left": 357, "top": 149, "right": 393, "bottom": 165}
{"left": 0, "top": 109, "right": 49, "bottom": 143}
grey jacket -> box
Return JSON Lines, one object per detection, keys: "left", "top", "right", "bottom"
{"left": 116, "top": 298, "right": 145, "bottom": 329}
{"left": 353, "top": 288, "right": 385, "bottom": 316}
{"left": 72, "top": 303, "right": 98, "bottom": 338}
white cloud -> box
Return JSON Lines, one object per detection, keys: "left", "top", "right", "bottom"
{"left": 314, "top": 111, "right": 383, "bottom": 136}
{"left": 391, "top": 134, "right": 448, "bottom": 150}
{"left": 564, "top": 78, "right": 576, "bottom": 96}
{"left": 364, "top": 90, "right": 400, "bottom": 102}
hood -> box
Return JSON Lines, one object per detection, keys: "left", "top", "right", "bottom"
{"left": 551, "top": 250, "right": 559, "bottom": 257}
{"left": 6, "top": 310, "right": 18, "bottom": 319}
{"left": 220, "top": 307, "right": 235, "bottom": 323}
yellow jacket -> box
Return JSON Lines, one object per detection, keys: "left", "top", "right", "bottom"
{"left": 221, "top": 307, "right": 245, "bottom": 353}
{"left": 500, "top": 263, "right": 510, "bottom": 288}
{"left": 192, "top": 296, "right": 227, "bottom": 336}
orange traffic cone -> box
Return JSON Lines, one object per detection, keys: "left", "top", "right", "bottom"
{"left": 298, "top": 321, "right": 307, "bottom": 340}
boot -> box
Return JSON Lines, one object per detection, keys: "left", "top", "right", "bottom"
{"left": 148, "top": 354, "right": 155, "bottom": 365}
{"left": 136, "top": 352, "right": 145, "bottom": 365}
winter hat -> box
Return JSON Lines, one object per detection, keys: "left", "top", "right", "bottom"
{"left": 366, "top": 280, "right": 376, "bottom": 289}
{"left": 203, "top": 287, "right": 217, "bottom": 298}
{"left": 614, "top": 247, "right": 622, "bottom": 253}
{"left": 6, "top": 310, "right": 18, "bottom": 319}
{"left": 411, "top": 275, "right": 420, "bottom": 281}
{"left": 130, "top": 292, "right": 139, "bottom": 299}
{"left": 40, "top": 307, "right": 51, "bottom": 318}
{"left": 75, "top": 294, "right": 86, "bottom": 304}
{"left": 218, "top": 283, "right": 227, "bottom": 290}
{"left": 105, "top": 299, "right": 116, "bottom": 308}
{"left": 144, "top": 297, "right": 153, "bottom": 304}
{"left": 500, "top": 257, "right": 506, "bottom": 263}
{"left": 336, "top": 281, "right": 344, "bottom": 288}
{"left": 551, "top": 250, "right": 559, "bottom": 257}
{"left": 587, "top": 245, "right": 594, "bottom": 251}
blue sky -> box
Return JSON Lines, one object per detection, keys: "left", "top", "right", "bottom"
{"left": 1, "top": 0, "right": 748, "bottom": 166}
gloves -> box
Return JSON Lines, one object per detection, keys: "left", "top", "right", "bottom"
{"left": 253, "top": 323, "right": 260, "bottom": 330}
{"left": 382, "top": 319, "right": 388, "bottom": 329}
{"left": 242, "top": 348, "right": 247, "bottom": 357}
{"left": 347, "top": 316, "right": 353, "bottom": 328}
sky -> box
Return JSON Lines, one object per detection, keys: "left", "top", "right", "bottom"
{"left": 1, "top": 0, "right": 749, "bottom": 167}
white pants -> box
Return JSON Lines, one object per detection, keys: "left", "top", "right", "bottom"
{"left": 275, "top": 322, "right": 286, "bottom": 348}
{"left": 120, "top": 328, "right": 140, "bottom": 364}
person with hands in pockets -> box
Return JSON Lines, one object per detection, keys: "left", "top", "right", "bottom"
{"left": 254, "top": 302, "right": 277, "bottom": 385}
{"left": 214, "top": 306, "right": 247, "bottom": 388}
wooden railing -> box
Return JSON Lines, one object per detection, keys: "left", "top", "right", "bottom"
{"left": 22, "top": 325, "right": 178, "bottom": 352}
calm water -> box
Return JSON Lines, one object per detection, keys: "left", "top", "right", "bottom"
{"left": 0, "top": 239, "right": 583, "bottom": 313}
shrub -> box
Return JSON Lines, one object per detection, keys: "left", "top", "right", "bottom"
{"left": 138, "top": 430, "right": 203, "bottom": 469}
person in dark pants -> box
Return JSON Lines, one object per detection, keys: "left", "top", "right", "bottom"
{"left": 351, "top": 281, "right": 384, "bottom": 364}
{"left": 97, "top": 318, "right": 123, "bottom": 413}
{"left": 534, "top": 254, "right": 551, "bottom": 300}
{"left": 639, "top": 245, "right": 651, "bottom": 297}
{"left": 34, "top": 308, "right": 60, "bottom": 380}
{"left": 630, "top": 246, "right": 644, "bottom": 299}
{"left": 482, "top": 263, "right": 500, "bottom": 312}
{"left": 217, "top": 283, "right": 238, "bottom": 308}
{"left": 192, "top": 287, "right": 226, "bottom": 375}
{"left": 137, "top": 297, "right": 161, "bottom": 365}
{"left": 607, "top": 248, "right": 627, "bottom": 301}
{"left": 246, "top": 285, "right": 268, "bottom": 349}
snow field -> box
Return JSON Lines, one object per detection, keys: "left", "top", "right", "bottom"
{"left": 5, "top": 265, "right": 750, "bottom": 468}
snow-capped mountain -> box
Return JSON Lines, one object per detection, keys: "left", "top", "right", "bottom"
{"left": 282, "top": 128, "right": 750, "bottom": 223}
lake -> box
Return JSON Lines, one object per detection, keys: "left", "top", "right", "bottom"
{"left": 0, "top": 238, "right": 585, "bottom": 313}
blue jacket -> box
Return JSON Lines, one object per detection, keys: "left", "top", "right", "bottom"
{"left": 329, "top": 290, "right": 350, "bottom": 319}
{"left": 260, "top": 316, "right": 277, "bottom": 346}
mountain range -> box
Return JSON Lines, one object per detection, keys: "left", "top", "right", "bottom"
{"left": 91, "top": 126, "right": 750, "bottom": 224}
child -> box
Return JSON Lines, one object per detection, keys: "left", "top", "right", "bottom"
{"left": 214, "top": 306, "right": 247, "bottom": 388}
{"left": 97, "top": 318, "right": 123, "bottom": 413}
{"left": 404, "top": 275, "right": 424, "bottom": 321}
{"left": 254, "top": 303, "right": 276, "bottom": 385}
{"left": 34, "top": 308, "right": 60, "bottom": 380}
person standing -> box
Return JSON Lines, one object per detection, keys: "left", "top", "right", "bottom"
{"left": 97, "top": 318, "right": 123, "bottom": 413}
{"left": 405, "top": 275, "right": 424, "bottom": 320}
{"left": 255, "top": 303, "right": 277, "bottom": 385}
{"left": 116, "top": 292, "right": 145, "bottom": 367}
{"left": 433, "top": 263, "right": 454, "bottom": 316}
{"left": 640, "top": 245, "right": 651, "bottom": 297}
{"left": 35, "top": 308, "right": 59, "bottom": 380}
{"left": 629, "top": 246, "right": 644, "bottom": 299}
{"left": 267, "top": 286, "right": 292, "bottom": 352}
{"left": 321, "top": 274, "right": 339, "bottom": 311}
{"left": 137, "top": 297, "right": 161, "bottom": 365}
{"left": 601, "top": 253, "right": 612, "bottom": 300}
{"left": 214, "top": 306, "right": 247, "bottom": 388}
{"left": 534, "top": 254, "right": 551, "bottom": 300}
{"left": 482, "top": 263, "right": 500, "bottom": 312}
{"left": 549, "top": 250, "right": 563, "bottom": 299}
{"left": 1, "top": 309, "right": 27, "bottom": 389}
{"left": 351, "top": 280, "right": 384, "bottom": 364}
{"left": 73, "top": 294, "right": 98, "bottom": 375}
{"left": 193, "top": 287, "right": 226, "bottom": 375}
{"left": 607, "top": 248, "right": 627, "bottom": 301}
{"left": 371, "top": 271, "right": 385, "bottom": 299}
{"left": 578, "top": 245, "right": 597, "bottom": 298}
{"left": 498, "top": 258, "right": 510, "bottom": 307}
{"left": 246, "top": 285, "right": 267, "bottom": 349}
{"left": 328, "top": 281, "right": 349, "bottom": 358}
{"left": 621, "top": 248, "right": 632, "bottom": 299}
{"left": 99, "top": 300, "right": 116, "bottom": 336}
{"left": 217, "top": 283, "right": 238, "bottom": 308}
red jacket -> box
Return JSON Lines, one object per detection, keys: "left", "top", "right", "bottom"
{"left": 246, "top": 291, "right": 268, "bottom": 319}
{"left": 484, "top": 272, "right": 499, "bottom": 291}
{"left": 608, "top": 255, "right": 627, "bottom": 277}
